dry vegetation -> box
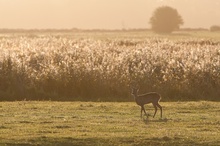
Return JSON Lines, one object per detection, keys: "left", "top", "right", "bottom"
{"left": 0, "top": 31, "right": 220, "bottom": 101}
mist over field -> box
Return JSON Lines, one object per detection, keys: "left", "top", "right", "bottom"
{"left": 0, "top": 1, "right": 220, "bottom": 146}
{"left": 0, "top": 0, "right": 220, "bottom": 29}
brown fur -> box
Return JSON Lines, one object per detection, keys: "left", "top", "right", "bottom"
{"left": 131, "top": 88, "right": 162, "bottom": 118}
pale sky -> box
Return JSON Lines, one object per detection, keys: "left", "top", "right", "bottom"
{"left": 0, "top": 0, "right": 220, "bottom": 29}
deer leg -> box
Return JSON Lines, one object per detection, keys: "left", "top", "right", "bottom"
{"left": 156, "top": 103, "right": 163, "bottom": 118}
{"left": 142, "top": 105, "right": 147, "bottom": 117}
{"left": 153, "top": 103, "right": 158, "bottom": 118}
{"left": 140, "top": 106, "right": 143, "bottom": 118}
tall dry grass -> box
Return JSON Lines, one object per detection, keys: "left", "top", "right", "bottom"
{"left": 0, "top": 35, "right": 219, "bottom": 101}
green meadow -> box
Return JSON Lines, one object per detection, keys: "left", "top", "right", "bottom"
{"left": 0, "top": 101, "right": 219, "bottom": 146}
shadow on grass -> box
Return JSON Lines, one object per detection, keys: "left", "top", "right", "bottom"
{"left": 2, "top": 136, "right": 210, "bottom": 146}
{"left": 142, "top": 117, "right": 169, "bottom": 124}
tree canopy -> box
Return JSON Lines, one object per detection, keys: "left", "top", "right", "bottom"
{"left": 149, "top": 6, "right": 184, "bottom": 33}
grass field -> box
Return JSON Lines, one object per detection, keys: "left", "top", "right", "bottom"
{"left": 0, "top": 30, "right": 220, "bottom": 145}
{"left": 0, "top": 101, "right": 219, "bottom": 146}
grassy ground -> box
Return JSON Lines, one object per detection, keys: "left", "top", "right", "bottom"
{"left": 0, "top": 101, "right": 219, "bottom": 146}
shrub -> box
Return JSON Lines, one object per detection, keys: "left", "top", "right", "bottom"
{"left": 210, "top": 25, "right": 220, "bottom": 32}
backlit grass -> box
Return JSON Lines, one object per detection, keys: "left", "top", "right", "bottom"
{"left": 0, "top": 31, "right": 220, "bottom": 101}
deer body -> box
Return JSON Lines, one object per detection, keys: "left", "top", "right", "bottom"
{"left": 131, "top": 88, "right": 162, "bottom": 118}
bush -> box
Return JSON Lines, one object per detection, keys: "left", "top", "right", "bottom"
{"left": 210, "top": 25, "right": 220, "bottom": 32}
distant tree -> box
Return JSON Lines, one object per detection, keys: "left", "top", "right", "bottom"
{"left": 149, "top": 6, "right": 184, "bottom": 33}
{"left": 210, "top": 25, "right": 220, "bottom": 32}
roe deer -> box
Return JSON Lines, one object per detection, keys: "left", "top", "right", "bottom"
{"left": 131, "top": 87, "right": 162, "bottom": 118}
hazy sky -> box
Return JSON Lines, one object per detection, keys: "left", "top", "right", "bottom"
{"left": 0, "top": 0, "right": 220, "bottom": 29}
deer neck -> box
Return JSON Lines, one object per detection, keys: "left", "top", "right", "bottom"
{"left": 132, "top": 93, "right": 138, "bottom": 101}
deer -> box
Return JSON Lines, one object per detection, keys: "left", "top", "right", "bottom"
{"left": 131, "top": 86, "right": 162, "bottom": 118}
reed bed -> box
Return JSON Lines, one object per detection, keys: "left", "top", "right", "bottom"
{"left": 0, "top": 35, "right": 219, "bottom": 101}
